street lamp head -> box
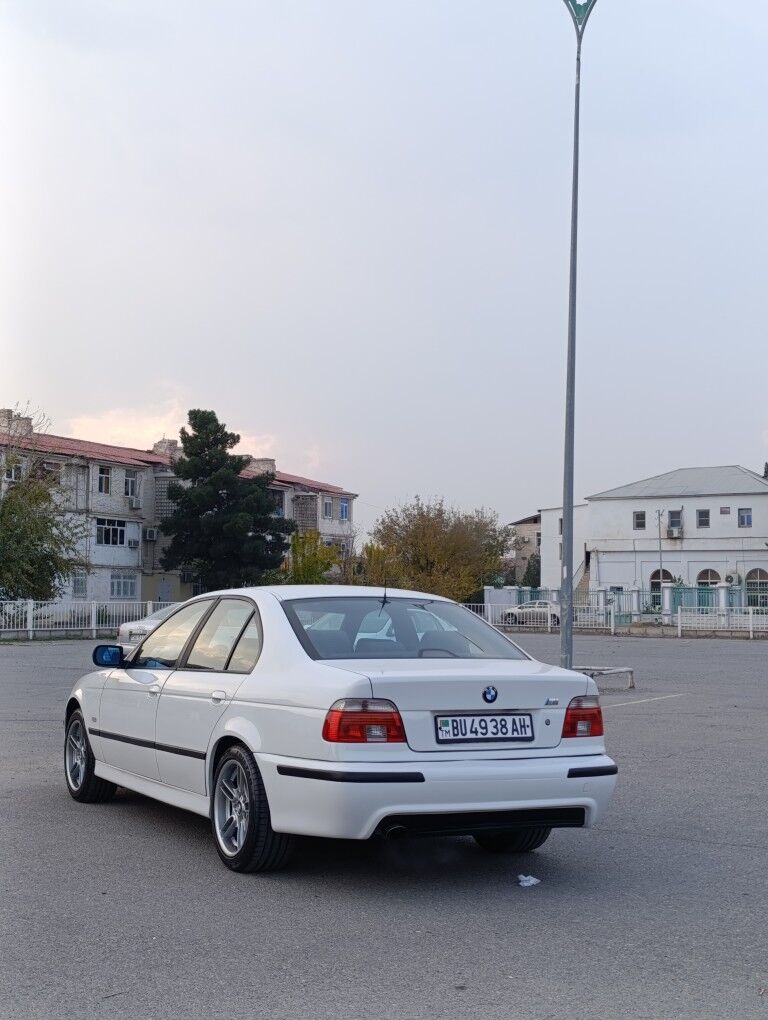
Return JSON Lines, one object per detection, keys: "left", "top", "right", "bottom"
{"left": 563, "top": 0, "right": 598, "bottom": 34}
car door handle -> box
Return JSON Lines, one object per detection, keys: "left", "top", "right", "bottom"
{"left": 147, "top": 684, "right": 161, "bottom": 697}
{"left": 211, "top": 690, "right": 228, "bottom": 704}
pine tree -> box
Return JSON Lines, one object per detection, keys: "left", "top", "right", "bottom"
{"left": 160, "top": 410, "right": 295, "bottom": 590}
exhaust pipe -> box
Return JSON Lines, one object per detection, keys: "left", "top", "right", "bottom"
{"left": 383, "top": 824, "right": 408, "bottom": 840}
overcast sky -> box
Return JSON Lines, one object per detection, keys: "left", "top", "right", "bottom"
{"left": 2, "top": 1, "right": 767, "bottom": 535}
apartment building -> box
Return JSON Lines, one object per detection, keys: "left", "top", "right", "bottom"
{"left": 0, "top": 412, "right": 357, "bottom": 604}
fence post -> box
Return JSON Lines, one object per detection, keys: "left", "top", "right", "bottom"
{"left": 610, "top": 604, "right": 615, "bottom": 636}
{"left": 547, "top": 612, "right": 552, "bottom": 633}
{"left": 90, "top": 602, "right": 97, "bottom": 640}
{"left": 26, "top": 599, "right": 33, "bottom": 640}
{"left": 630, "top": 586, "right": 640, "bottom": 624}
{"left": 146, "top": 601, "right": 154, "bottom": 616}
{"left": 677, "top": 606, "right": 682, "bottom": 638}
{"left": 661, "top": 582, "right": 673, "bottom": 625}
{"left": 749, "top": 606, "right": 754, "bottom": 640}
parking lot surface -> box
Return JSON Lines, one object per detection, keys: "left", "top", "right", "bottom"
{"left": 1, "top": 635, "right": 766, "bottom": 1020}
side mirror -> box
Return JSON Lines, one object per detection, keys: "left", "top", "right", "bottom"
{"left": 93, "top": 645, "right": 124, "bottom": 668}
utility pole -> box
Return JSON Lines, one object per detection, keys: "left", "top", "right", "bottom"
{"left": 656, "top": 509, "right": 665, "bottom": 605}
{"left": 559, "top": 0, "right": 599, "bottom": 669}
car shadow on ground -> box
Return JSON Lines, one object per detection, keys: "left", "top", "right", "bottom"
{"left": 107, "top": 787, "right": 579, "bottom": 889}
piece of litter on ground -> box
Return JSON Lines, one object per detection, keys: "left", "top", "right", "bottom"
{"left": 517, "top": 874, "right": 541, "bottom": 887}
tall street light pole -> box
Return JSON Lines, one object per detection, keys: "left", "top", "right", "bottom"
{"left": 560, "top": 0, "right": 598, "bottom": 669}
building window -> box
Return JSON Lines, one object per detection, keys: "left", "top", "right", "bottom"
{"left": 110, "top": 571, "right": 137, "bottom": 599}
{"left": 97, "top": 466, "right": 111, "bottom": 494}
{"left": 558, "top": 517, "right": 563, "bottom": 535}
{"left": 738, "top": 508, "right": 752, "bottom": 528}
{"left": 746, "top": 568, "right": 768, "bottom": 607}
{"left": 96, "top": 518, "right": 126, "bottom": 545}
{"left": 633, "top": 511, "right": 646, "bottom": 530}
{"left": 340, "top": 497, "right": 349, "bottom": 522}
{"left": 696, "top": 509, "right": 710, "bottom": 528}
{"left": 3, "top": 458, "right": 24, "bottom": 483}
{"left": 71, "top": 568, "right": 87, "bottom": 599}
{"left": 697, "top": 569, "right": 720, "bottom": 588}
{"left": 323, "top": 497, "right": 333, "bottom": 520}
{"left": 720, "top": 506, "right": 730, "bottom": 515}
{"left": 668, "top": 509, "right": 682, "bottom": 529}
{"left": 535, "top": 531, "right": 541, "bottom": 549}
{"left": 124, "top": 470, "right": 137, "bottom": 497}
{"left": 558, "top": 542, "right": 563, "bottom": 561}
{"left": 273, "top": 491, "right": 285, "bottom": 517}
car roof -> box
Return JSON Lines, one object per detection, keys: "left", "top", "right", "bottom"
{"left": 194, "top": 584, "right": 454, "bottom": 603}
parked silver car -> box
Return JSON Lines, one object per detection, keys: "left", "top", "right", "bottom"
{"left": 502, "top": 600, "right": 561, "bottom": 627}
{"left": 116, "top": 604, "right": 177, "bottom": 650}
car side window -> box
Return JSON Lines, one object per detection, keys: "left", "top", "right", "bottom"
{"left": 133, "top": 601, "right": 213, "bottom": 669}
{"left": 227, "top": 615, "right": 263, "bottom": 673}
{"left": 185, "top": 599, "right": 254, "bottom": 672}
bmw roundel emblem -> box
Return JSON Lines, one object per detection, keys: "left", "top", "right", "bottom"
{"left": 482, "top": 686, "right": 498, "bottom": 704}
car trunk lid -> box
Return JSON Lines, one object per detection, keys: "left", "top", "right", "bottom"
{"left": 346, "top": 658, "right": 590, "bottom": 752}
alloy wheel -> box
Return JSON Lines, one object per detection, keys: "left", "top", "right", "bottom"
{"left": 66, "top": 719, "right": 87, "bottom": 791}
{"left": 214, "top": 760, "right": 250, "bottom": 857}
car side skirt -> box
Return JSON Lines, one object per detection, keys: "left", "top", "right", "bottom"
{"left": 94, "top": 761, "right": 210, "bottom": 818}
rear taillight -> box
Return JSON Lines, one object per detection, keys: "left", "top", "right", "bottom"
{"left": 562, "top": 695, "right": 604, "bottom": 738}
{"left": 322, "top": 699, "right": 406, "bottom": 743}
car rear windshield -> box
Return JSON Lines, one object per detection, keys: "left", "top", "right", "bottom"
{"left": 282, "top": 597, "right": 528, "bottom": 660}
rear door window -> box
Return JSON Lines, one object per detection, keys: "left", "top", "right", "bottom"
{"left": 185, "top": 599, "right": 254, "bottom": 672}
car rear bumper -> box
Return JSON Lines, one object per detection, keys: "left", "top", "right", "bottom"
{"left": 257, "top": 752, "right": 617, "bottom": 840}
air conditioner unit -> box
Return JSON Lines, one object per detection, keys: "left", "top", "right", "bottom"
{"left": 667, "top": 527, "right": 682, "bottom": 539}
{"left": 725, "top": 573, "right": 740, "bottom": 585}
{"left": 143, "top": 527, "right": 158, "bottom": 542}
{"left": 127, "top": 539, "right": 140, "bottom": 549}
{"left": 129, "top": 496, "right": 142, "bottom": 510}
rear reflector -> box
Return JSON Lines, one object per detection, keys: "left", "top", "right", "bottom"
{"left": 561, "top": 695, "right": 604, "bottom": 738}
{"left": 322, "top": 699, "right": 406, "bottom": 743}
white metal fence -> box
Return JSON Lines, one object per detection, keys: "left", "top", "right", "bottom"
{"left": 0, "top": 600, "right": 176, "bottom": 640}
{"left": 466, "top": 602, "right": 768, "bottom": 639}
{"left": 465, "top": 603, "right": 615, "bottom": 634}
{"left": 677, "top": 606, "right": 768, "bottom": 637}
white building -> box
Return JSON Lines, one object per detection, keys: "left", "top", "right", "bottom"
{"left": 539, "top": 504, "right": 589, "bottom": 591}
{"left": 540, "top": 466, "right": 768, "bottom": 603}
{"left": 0, "top": 413, "right": 357, "bottom": 604}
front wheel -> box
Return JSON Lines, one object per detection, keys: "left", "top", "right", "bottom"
{"left": 473, "top": 827, "right": 551, "bottom": 854}
{"left": 212, "top": 745, "right": 295, "bottom": 873}
{"left": 65, "top": 710, "right": 116, "bottom": 803}
{"left": 507, "top": 614, "right": 519, "bottom": 626}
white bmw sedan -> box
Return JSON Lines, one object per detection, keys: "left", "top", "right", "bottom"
{"left": 64, "top": 586, "right": 617, "bottom": 873}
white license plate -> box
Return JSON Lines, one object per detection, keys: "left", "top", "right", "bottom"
{"left": 435, "top": 713, "right": 534, "bottom": 744}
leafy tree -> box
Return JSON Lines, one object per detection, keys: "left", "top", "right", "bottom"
{"left": 0, "top": 446, "right": 88, "bottom": 601}
{"left": 520, "top": 552, "right": 541, "bottom": 588}
{"left": 288, "top": 530, "right": 339, "bottom": 584}
{"left": 342, "top": 542, "right": 406, "bottom": 588}
{"left": 160, "top": 409, "right": 295, "bottom": 589}
{"left": 369, "top": 498, "right": 510, "bottom": 602}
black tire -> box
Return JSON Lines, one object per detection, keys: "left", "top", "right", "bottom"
{"left": 552, "top": 615, "right": 560, "bottom": 627}
{"left": 473, "top": 827, "right": 551, "bottom": 854}
{"left": 211, "top": 744, "right": 295, "bottom": 873}
{"left": 508, "top": 614, "right": 519, "bottom": 626}
{"left": 64, "top": 710, "right": 116, "bottom": 803}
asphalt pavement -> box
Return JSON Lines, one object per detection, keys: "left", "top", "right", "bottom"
{"left": 0, "top": 635, "right": 766, "bottom": 1020}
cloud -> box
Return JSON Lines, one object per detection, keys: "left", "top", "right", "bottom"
{"left": 233, "top": 432, "right": 277, "bottom": 458}
{"left": 65, "top": 400, "right": 279, "bottom": 459}
{"left": 66, "top": 400, "right": 186, "bottom": 450}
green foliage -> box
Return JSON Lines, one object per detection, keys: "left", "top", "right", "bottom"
{"left": 0, "top": 460, "right": 88, "bottom": 600}
{"left": 160, "top": 409, "right": 295, "bottom": 590}
{"left": 288, "top": 530, "right": 339, "bottom": 584}
{"left": 369, "top": 498, "right": 511, "bottom": 602}
{"left": 520, "top": 552, "right": 541, "bottom": 589}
